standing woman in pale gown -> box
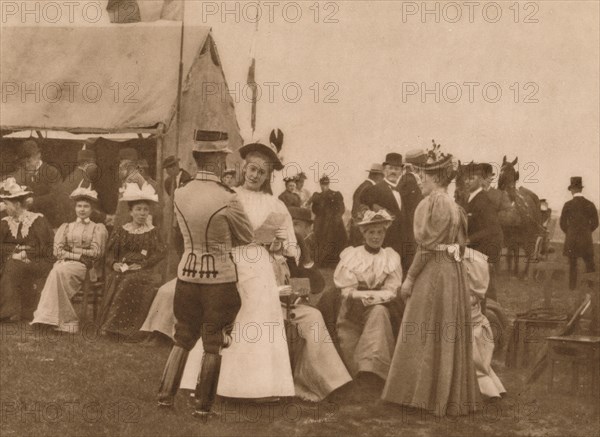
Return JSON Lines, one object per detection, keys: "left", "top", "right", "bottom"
{"left": 381, "top": 149, "right": 480, "bottom": 416}
{"left": 216, "top": 130, "right": 297, "bottom": 400}
{"left": 31, "top": 187, "right": 108, "bottom": 332}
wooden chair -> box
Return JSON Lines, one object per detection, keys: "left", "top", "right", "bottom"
{"left": 547, "top": 334, "right": 600, "bottom": 396}
{"left": 74, "top": 262, "right": 105, "bottom": 324}
{"left": 578, "top": 272, "right": 600, "bottom": 335}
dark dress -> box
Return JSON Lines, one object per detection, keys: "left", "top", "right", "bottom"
{"left": 279, "top": 190, "right": 302, "bottom": 209}
{"left": 0, "top": 212, "right": 54, "bottom": 320}
{"left": 99, "top": 223, "right": 165, "bottom": 337}
{"left": 311, "top": 190, "right": 348, "bottom": 266}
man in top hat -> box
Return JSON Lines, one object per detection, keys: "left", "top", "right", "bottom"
{"left": 294, "top": 172, "right": 312, "bottom": 208}
{"left": 158, "top": 130, "right": 254, "bottom": 418}
{"left": 349, "top": 163, "right": 384, "bottom": 246}
{"left": 56, "top": 145, "right": 108, "bottom": 225}
{"left": 462, "top": 162, "right": 504, "bottom": 302}
{"left": 15, "top": 139, "right": 63, "bottom": 228}
{"left": 360, "top": 152, "right": 416, "bottom": 275}
{"left": 221, "top": 168, "right": 236, "bottom": 188}
{"left": 279, "top": 176, "right": 302, "bottom": 208}
{"left": 560, "top": 177, "right": 599, "bottom": 290}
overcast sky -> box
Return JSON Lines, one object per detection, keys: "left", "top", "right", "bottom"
{"left": 192, "top": 0, "right": 599, "bottom": 212}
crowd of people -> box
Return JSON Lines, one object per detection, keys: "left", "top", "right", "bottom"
{"left": 1, "top": 133, "right": 598, "bottom": 420}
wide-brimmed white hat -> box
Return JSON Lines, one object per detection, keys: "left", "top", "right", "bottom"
{"left": 120, "top": 182, "right": 158, "bottom": 203}
{"left": 70, "top": 186, "right": 98, "bottom": 203}
{"left": 357, "top": 209, "right": 394, "bottom": 228}
{"left": 0, "top": 177, "right": 32, "bottom": 200}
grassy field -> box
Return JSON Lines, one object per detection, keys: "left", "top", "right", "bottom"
{"left": 1, "top": 268, "right": 599, "bottom": 437}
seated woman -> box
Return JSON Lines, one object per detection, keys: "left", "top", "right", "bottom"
{"left": 0, "top": 178, "right": 54, "bottom": 321}
{"left": 464, "top": 248, "right": 506, "bottom": 399}
{"left": 98, "top": 183, "right": 165, "bottom": 338}
{"left": 31, "top": 187, "right": 108, "bottom": 332}
{"left": 333, "top": 209, "right": 402, "bottom": 383}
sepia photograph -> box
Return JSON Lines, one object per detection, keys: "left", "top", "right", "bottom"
{"left": 0, "top": 1, "right": 598, "bottom": 436}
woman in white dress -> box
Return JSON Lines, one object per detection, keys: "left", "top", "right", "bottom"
{"left": 210, "top": 132, "right": 297, "bottom": 399}
{"left": 31, "top": 187, "right": 108, "bottom": 332}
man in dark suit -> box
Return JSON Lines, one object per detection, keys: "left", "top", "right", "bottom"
{"left": 463, "top": 163, "right": 504, "bottom": 302}
{"left": 163, "top": 155, "right": 192, "bottom": 257}
{"left": 560, "top": 177, "right": 599, "bottom": 290}
{"left": 349, "top": 163, "right": 384, "bottom": 246}
{"left": 15, "top": 139, "right": 63, "bottom": 228}
{"left": 398, "top": 150, "right": 425, "bottom": 264}
{"left": 360, "top": 152, "right": 416, "bottom": 275}
{"left": 163, "top": 155, "right": 192, "bottom": 196}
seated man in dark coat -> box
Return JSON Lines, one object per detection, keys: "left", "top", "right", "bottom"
{"left": 560, "top": 176, "right": 599, "bottom": 290}
{"left": 14, "top": 139, "right": 63, "bottom": 228}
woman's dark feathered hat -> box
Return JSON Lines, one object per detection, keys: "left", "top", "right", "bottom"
{"left": 414, "top": 140, "right": 454, "bottom": 173}
{"left": 239, "top": 129, "right": 284, "bottom": 170}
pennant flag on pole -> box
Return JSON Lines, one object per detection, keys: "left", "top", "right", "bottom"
{"left": 247, "top": 57, "right": 257, "bottom": 136}
{"left": 247, "top": 10, "right": 260, "bottom": 138}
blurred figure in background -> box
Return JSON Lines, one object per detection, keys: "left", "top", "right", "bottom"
{"left": 560, "top": 176, "right": 598, "bottom": 290}
{"left": 349, "top": 163, "right": 384, "bottom": 247}
{"left": 279, "top": 176, "right": 302, "bottom": 208}
{"left": 311, "top": 175, "right": 348, "bottom": 267}
{"left": 221, "top": 168, "right": 237, "bottom": 188}
{"left": 15, "top": 139, "right": 63, "bottom": 228}
{"left": 294, "top": 172, "right": 312, "bottom": 208}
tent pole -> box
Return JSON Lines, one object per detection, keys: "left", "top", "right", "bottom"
{"left": 164, "top": 13, "right": 186, "bottom": 282}
{"left": 157, "top": 123, "right": 171, "bottom": 283}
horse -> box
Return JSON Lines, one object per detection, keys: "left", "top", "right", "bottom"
{"left": 497, "top": 156, "right": 544, "bottom": 278}
{"left": 455, "top": 157, "right": 544, "bottom": 278}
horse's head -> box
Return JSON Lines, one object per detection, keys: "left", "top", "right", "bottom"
{"left": 498, "top": 156, "right": 519, "bottom": 191}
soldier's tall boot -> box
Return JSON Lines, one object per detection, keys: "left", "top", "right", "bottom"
{"left": 157, "top": 345, "right": 189, "bottom": 408}
{"left": 192, "top": 352, "right": 221, "bottom": 418}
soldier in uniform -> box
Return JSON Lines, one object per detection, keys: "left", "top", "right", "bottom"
{"left": 560, "top": 177, "right": 599, "bottom": 289}
{"left": 157, "top": 131, "right": 254, "bottom": 418}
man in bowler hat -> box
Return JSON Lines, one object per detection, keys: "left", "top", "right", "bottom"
{"left": 560, "top": 177, "right": 599, "bottom": 289}
{"left": 157, "top": 131, "right": 254, "bottom": 418}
